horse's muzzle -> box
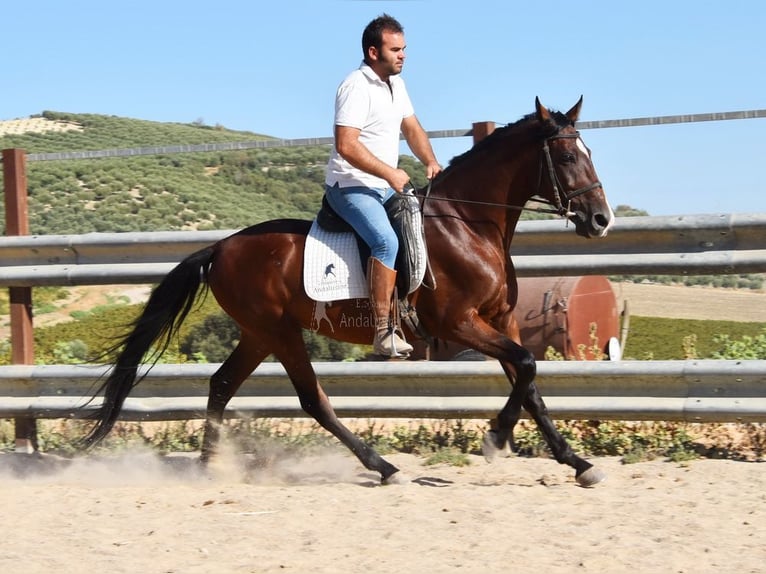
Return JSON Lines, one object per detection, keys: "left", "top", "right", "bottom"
{"left": 570, "top": 208, "right": 614, "bottom": 238}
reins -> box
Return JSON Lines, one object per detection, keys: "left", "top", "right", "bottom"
{"left": 418, "top": 187, "right": 567, "bottom": 216}
{"left": 417, "top": 131, "right": 602, "bottom": 219}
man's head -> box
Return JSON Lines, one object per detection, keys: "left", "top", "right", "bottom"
{"left": 362, "top": 14, "right": 406, "bottom": 80}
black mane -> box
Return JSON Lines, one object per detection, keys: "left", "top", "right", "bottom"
{"left": 446, "top": 108, "right": 573, "bottom": 169}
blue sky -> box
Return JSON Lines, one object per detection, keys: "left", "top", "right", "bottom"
{"left": 3, "top": 0, "right": 765, "bottom": 216}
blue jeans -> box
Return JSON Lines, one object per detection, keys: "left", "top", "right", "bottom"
{"left": 324, "top": 183, "right": 398, "bottom": 268}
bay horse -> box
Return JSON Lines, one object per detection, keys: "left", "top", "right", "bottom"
{"left": 84, "top": 97, "right": 614, "bottom": 486}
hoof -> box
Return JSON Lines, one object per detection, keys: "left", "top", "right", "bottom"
{"left": 482, "top": 430, "right": 511, "bottom": 463}
{"left": 382, "top": 470, "right": 411, "bottom": 486}
{"left": 576, "top": 466, "right": 607, "bottom": 487}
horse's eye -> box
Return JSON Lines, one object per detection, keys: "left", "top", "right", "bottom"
{"left": 560, "top": 153, "right": 576, "bottom": 163}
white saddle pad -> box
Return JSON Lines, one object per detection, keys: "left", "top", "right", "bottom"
{"left": 304, "top": 221, "right": 368, "bottom": 301}
{"left": 304, "top": 193, "right": 428, "bottom": 302}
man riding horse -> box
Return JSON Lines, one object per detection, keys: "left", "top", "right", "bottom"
{"left": 323, "top": 14, "right": 441, "bottom": 358}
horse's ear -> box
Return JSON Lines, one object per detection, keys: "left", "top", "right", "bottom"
{"left": 535, "top": 96, "right": 552, "bottom": 123}
{"left": 565, "top": 96, "right": 584, "bottom": 123}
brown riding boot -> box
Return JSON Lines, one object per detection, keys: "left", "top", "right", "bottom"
{"left": 367, "top": 257, "right": 413, "bottom": 358}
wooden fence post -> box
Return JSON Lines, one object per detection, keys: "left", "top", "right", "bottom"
{"left": 2, "top": 148, "right": 37, "bottom": 453}
{"left": 472, "top": 121, "right": 496, "bottom": 144}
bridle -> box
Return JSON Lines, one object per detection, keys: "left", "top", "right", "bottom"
{"left": 418, "top": 130, "right": 602, "bottom": 218}
{"left": 538, "top": 131, "right": 602, "bottom": 217}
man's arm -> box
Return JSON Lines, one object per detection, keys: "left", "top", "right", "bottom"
{"left": 401, "top": 115, "right": 442, "bottom": 179}
{"left": 334, "top": 125, "right": 411, "bottom": 192}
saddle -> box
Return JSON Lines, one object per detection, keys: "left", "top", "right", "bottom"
{"left": 316, "top": 191, "right": 426, "bottom": 296}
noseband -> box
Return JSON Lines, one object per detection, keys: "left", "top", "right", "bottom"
{"left": 538, "top": 131, "right": 602, "bottom": 217}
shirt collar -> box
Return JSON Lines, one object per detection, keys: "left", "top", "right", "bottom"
{"left": 359, "top": 62, "right": 388, "bottom": 85}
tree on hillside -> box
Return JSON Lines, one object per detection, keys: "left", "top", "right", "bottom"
{"left": 614, "top": 205, "right": 649, "bottom": 216}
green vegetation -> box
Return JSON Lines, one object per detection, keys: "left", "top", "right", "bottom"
{"left": 3, "top": 294, "right": 764, "bottom": 366}
{"left": 1, "top": 111, "right": 269, "bottom": 152}
{"left": 622, "top": 317, "right": 766, "bottom": 360}
{"left": 1, "top": 111, "right": 328, "bottom": 233}
{"left": 711, "top": 330, "right": 766, "bottom": 359}
{"left": 8, "top": 146, "right": 330, "bottom": 233}
{"left": 0, "top": 111, "right": 581, "bottom": 235}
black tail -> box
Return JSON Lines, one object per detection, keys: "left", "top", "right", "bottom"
{"left": 82, "top": 245, "right": 215, "bottom": 447}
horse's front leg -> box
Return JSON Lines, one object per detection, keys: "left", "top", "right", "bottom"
{"left": 485, "top": 356, "right": 606, "bottom": 487}
{"left": 521, "top": 381, "right": 606, "bottom": 487}
{"left": 464, "top": 306, "right": 607, "bottom": 486}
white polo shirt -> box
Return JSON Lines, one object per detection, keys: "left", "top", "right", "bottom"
{"left": 325, "top": 63, "right": 415, "bottom": 189}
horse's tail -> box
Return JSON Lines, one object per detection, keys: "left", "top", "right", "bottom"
{"left": 82, "top": 245, "right": 216, "bottom": 448}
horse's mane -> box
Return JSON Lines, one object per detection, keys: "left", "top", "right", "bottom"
{"left": 445, "top": 108, "right": 573, "bottom": 170}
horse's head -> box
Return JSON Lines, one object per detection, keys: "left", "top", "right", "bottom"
{"left": 535, "top": 97, "right": 614, "bottom": 238}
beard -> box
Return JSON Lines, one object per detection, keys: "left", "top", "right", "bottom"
{"left": 379, "top": 54, "right": 403, "bottom": 77}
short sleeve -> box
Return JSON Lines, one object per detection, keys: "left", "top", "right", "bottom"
{"left": 334, "top": 80, "right": 369, "bottom": 129}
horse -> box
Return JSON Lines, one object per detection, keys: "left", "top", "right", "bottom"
{"left": 84, "top": 97, "right": 614, "bottom": 486}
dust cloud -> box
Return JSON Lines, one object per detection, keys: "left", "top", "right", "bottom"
{"left": 0, "top": 439, "right": 366, "bottom": 487}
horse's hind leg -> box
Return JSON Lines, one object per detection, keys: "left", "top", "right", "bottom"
{"left": 482, "top": 354, "right": 535, "bottom": 459}
{"left": 200, "top": 338, "right": 269, "bottom": 463}
{"left": 273, "top": 328, "right": 404, "bottom": 484}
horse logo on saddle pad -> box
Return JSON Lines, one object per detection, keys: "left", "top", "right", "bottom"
{"left": 303, "top": 191, "right": 428, "bottom": 302}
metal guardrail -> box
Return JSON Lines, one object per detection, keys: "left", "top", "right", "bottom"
{"left": 1, "top": 360, "right": 764, "bottom": 423}
{"left": 1, "top": 213, "right": 765, "bottom": 286}
{"left": 1, "top": 214, "right": 765, "bottom": 432}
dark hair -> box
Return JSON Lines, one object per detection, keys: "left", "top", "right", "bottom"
{"left": 362, "top": 14, "right": 404, "bottom": 63}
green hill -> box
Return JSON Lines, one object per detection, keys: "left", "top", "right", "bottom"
{"left": 0, "top": 111, "right": 444, "bottom": 234}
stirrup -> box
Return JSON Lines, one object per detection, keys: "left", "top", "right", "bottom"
{"left": 373, "top": 326, "right": 413, "bottom": 358}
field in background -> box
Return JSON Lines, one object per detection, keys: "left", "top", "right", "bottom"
{"left": 2, "top": 282, "right": 765, "bottom": 344}
{"left": 613, "top": 282, "right": 766, "bottom": 322}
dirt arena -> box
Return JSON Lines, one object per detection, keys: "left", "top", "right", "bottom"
{"left": 0, "top": 448, "right": 764, "bottom": 574}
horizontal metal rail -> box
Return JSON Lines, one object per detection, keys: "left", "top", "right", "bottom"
{"left": 1, "top": 213, "right": 765, "bottom": 286}
{"left": 1, "top": 360, "right": 764, "bottom": 423}
{"left": 3, "top": 108, "right": 761, "bottom": 163}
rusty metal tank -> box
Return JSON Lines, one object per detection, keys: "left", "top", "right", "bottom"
{"left": 514, "top": 276, "right": 620, "bottom": 360}
{"left": 412, "top": 276, "right": 620, "bottom": 361}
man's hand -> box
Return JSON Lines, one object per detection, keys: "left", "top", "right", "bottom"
{"left": 388, "top": 168, "right": 411, "bottom": 193}
{"left": 425, "top": 161, "right": 442, "bottom": 180}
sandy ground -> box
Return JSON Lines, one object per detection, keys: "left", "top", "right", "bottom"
{"left": 0, "top": 448, "right": 763, "bottom": 574}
